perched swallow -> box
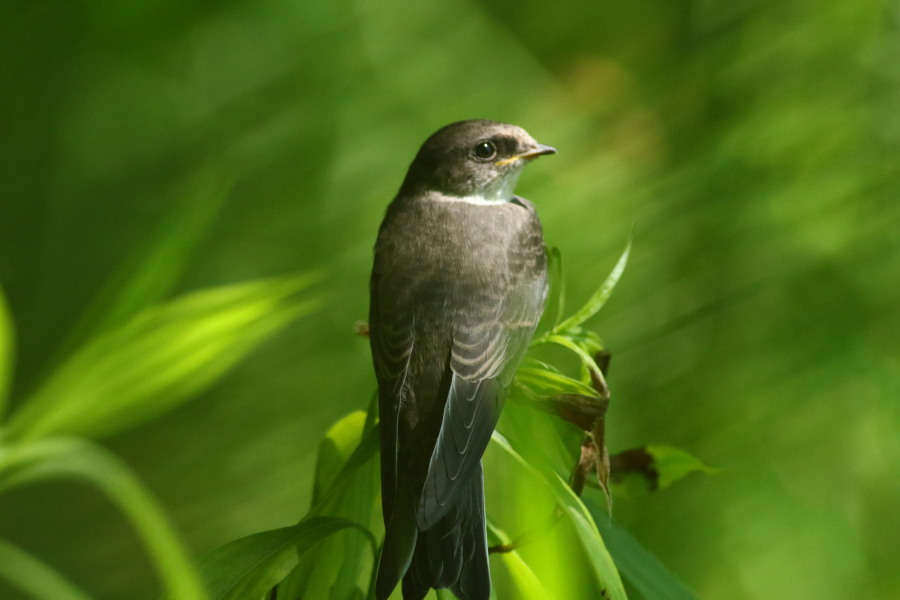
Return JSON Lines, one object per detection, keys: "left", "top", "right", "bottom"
{"left": 370, "top": 119, "right": 554, "bottom": 600}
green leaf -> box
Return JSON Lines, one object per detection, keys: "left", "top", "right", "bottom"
{"left": 0, "top": 285, "right": 13, "bottom": 419}
{"left": 57, "top": 170, "right": 231, "bottom": 361}
{"left": 312, "top": 410, "right": 369, "bottom": 502}
{"left": 610, "top": 446, "right": 717, "bottom": 496}
{"left": 281, "top": 411, "right": 380, "bottom": 600}
{"left": 195, "top": 516, "right": 376, "bottom": 600}
{"left": 546, "top": 245, "right": 566, "bottom": 329}
{"left": 537, "top": 334, "right": 606, "bottom": 391}
{"left": 0, "top": 438, "right": 206, "bottom": 600}
{"left": 515, "top": 366, "right": 600, "bottom": 398}
{"left": 649, "top": 445, "right": 718, "bottom": 490}
{"left": 487, "top": 520, "right": 558, "bottom": 600}
{"left": 0, "top": 538, "right": 93, "bottom": 600}
{"left": 491, "top": 432, "right": 628, "bottom": 600}
{"left": 587, "top": 499, "right": 699, "bottom": 600}
{"left": 6, "top": 274, "right": 319, "bottom": 442}
{"left": 550, "top": 239, "right": 631, "bottom": 335}
{"left": 308, "top": 422, "right": 380, "bottom": 516}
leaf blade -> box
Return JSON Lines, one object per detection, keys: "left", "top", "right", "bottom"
{"left": 587, "top": 498, "right": 699, "bottom": 600}
{"left": 490, "top": 431, "right": 628, "bottom": 600}
{"left": 551, "top": 239, "right": 631, "bottom": 334}
{"left": 7, "top": 275, "right": 319, "bottom": 442}
{"left": 0, "top": 285, "right": 13, "bottom": 419}
{"left": 487, "top": 520, "right": 558, "bottom": 600}
{"left": 196, "top": 516, "right": 375, "bottom": 600}
{"left": 0, "top": 438, "right": 206, "bottom": 600}
{"left": 0, "top": 538, "right": 93, "bottom": 600}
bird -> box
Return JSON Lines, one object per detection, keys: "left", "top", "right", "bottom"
{"left": 368, "top": 119, "right": 555, "bottom": 600}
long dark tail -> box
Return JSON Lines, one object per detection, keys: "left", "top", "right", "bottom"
{"left": 375, "top": 472, "right": 419, "bottom": 600}
{"left": 401, "top": 462, "right": 491, "bottom": 600}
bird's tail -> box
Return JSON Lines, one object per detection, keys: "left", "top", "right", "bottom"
{"left": 401, "top": 462, "right": 491, "bottom": 600}
{"left": 375, "top": 472, "right": 419, "bottom": 600}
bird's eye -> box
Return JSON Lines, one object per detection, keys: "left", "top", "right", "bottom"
{"left": 473, "top": 141, "right": 497, "bottom": 160}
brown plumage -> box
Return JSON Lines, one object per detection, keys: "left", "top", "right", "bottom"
{"left": 370, "top": 120, "right": 554, "bottom": 600}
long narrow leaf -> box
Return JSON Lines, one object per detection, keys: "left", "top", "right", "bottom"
{"left": 491, "top": 432, "right": 627, "bottom": 600}
{"left": 281, "top": 410, "right": 380, "bottom": 599}
{"left": 547, "top": 246, "right": 566, "bottom": 329}
{"left": 515, "top": 367, "right": 600, "bottom": 398}
{"left": 487, "top": 520, "right": 558, "bottom": 600}
{"left": 0, "top": 285, "right": 13, "bottom": 419}
{"left": 0, "top": 438, "right": 206, "bottom": 600}
{"left": 551, "top": 239, "right": 631, "bottom": 334}
{"left": 540, "top": 335, "right": 606, "bottom": 390}
{"left": 196, "top": 517, "right": 375, "bottom": 600}
{"left": 0, "top": 538, "right": 92, "bottom": 600}
{"left": 587, "top": 499, "right": 699, "bottom": 600}
{"left": 7, "top": 275, "right": 319, "bottom": 442}
{"left": 58, "top": 170, "right": 230, "bottom": 359}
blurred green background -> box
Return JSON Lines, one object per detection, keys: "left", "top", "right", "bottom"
{"left": 2, "top": 0, "right": 898, "bottom": 598}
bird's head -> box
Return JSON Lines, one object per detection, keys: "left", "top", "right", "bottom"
{"left": 399, "top": 119, "right": 556, "bottom": 202}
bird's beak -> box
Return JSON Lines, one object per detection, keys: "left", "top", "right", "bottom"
{"left": 495, "top": 144, "right": 557, "bottom": 167}
{"left": 522, "top": 144, "right": 558, "bottom": 159}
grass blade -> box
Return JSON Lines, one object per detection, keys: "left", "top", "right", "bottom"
{"left": 491, "top": 432, "right": 627, "bottom": 600}
{"left": 515, "top": 367, "right": 599, "bottom": 398}
{"left": 0, "top": 438, "right": 206, "bottom": 600}
{"left": 7, "top": 275, "right": 319, "bottom": 442}
{"left": 0, "top": 285, "right": 13, "bottom": 419}
{"left": 58, "top": 170, "right": 231, "bottom": 358}
{"left": 196, "top": 517, "right": 376, "bottom": 600}
{"left": 281, "top": 410, "right": 380, "bottom": 599}
{"left": 487, "top": 520, "right": 558, "bottom": 599}
{"left": 552, "top": 239, "right": 631, "bottom": 334}
{"left": 0, "top": 538, "right": 93, "bottom": 600}
{"left": 587, "top": 498, "right": 699, "bottom": 600}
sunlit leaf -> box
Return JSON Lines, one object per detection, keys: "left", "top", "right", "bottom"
{"left": 587, "top": 499, "right": 699, "bottom": 600}
{"left": 280, "top": 410, "right": 380, "bottom": 600}
{"left": 546, "top": 239, "right": 631, "bottom": 336}
{"left": 487, "top": 520, "right": 558, "bottom": 600}
{"left": 537, "top": 335, "right": 606, "bottom": 391}
{"left": 308, "top": 422, "right": 380, "bottom": 516}
{"left": 0, "top": 538, "right": 92, "bottom": 600}
{"left": 0, "top": 438, "right": 206, "bottom": 600}
{"left": 491, "top": 431, "right": 627, "bottom": 600}
{"left": 6, "top": 275, "right": 319, "bottom": 442}
{"left": 58, "top": 170, "right": 231, "bottom": 359}
{"left": 545, "top": 246, "right": 566, "bottom": 330}
{"left": 563, "top": 327, "right": 605, "bottom": 356}
{"left": 313, "top": 409, "right": 369, "bottom": 502}
{"left": 195, "top": 516, "right": 375, "bottom": 600}
{"left": 0, "top": 285, "right": 13, "bottom": 419}
{"left": 515, "top": 366, "right": 600, "bottom": 398}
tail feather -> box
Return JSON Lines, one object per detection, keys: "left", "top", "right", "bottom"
{"left": 401, "top": 462, "right": 490, "bottom": 600}
{"left": 375, "top": 475, "right": 419, "bottom": 600}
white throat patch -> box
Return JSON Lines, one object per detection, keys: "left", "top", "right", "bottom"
{"left": 436, "top": 194, "right": 509, "bottom": 206}
{"left": 436, "top": 168, "right": 523, "bottom": 206}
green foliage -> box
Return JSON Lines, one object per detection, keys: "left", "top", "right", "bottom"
{"left": 610, "top": 446, "right": 718, "bottom": 498}
{"left": 4, "top": 1, "right": 898, "bottom": 598}
{"left": 0, "top": 183, "right": 320, "bottom": 600}
{"left": 0, "top": 538, "right": 91, "bottom": 600}
{"left": 0, "top": 288, "right": 13, "bottom": 419}
{"left": 590, "top": 506, "right": 699, "bottom": 600}
{"left": 0, "top": 438, "right": 207, "bottom": 600}
{"left": 7, "top": 275, "right": 318, "bottom": 443}
{"left": 193, "top": 517, "right": 375, "bottom": 600}
{"left": 186, "top": 241, "right": 709, "bottom": 600}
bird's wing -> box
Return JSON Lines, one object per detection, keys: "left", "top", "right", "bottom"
{"left": 417, "top": 241, "right": 547, "bottom": 530}
{"left": 369, "top": 270, "right": 416, "bottom": 524}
